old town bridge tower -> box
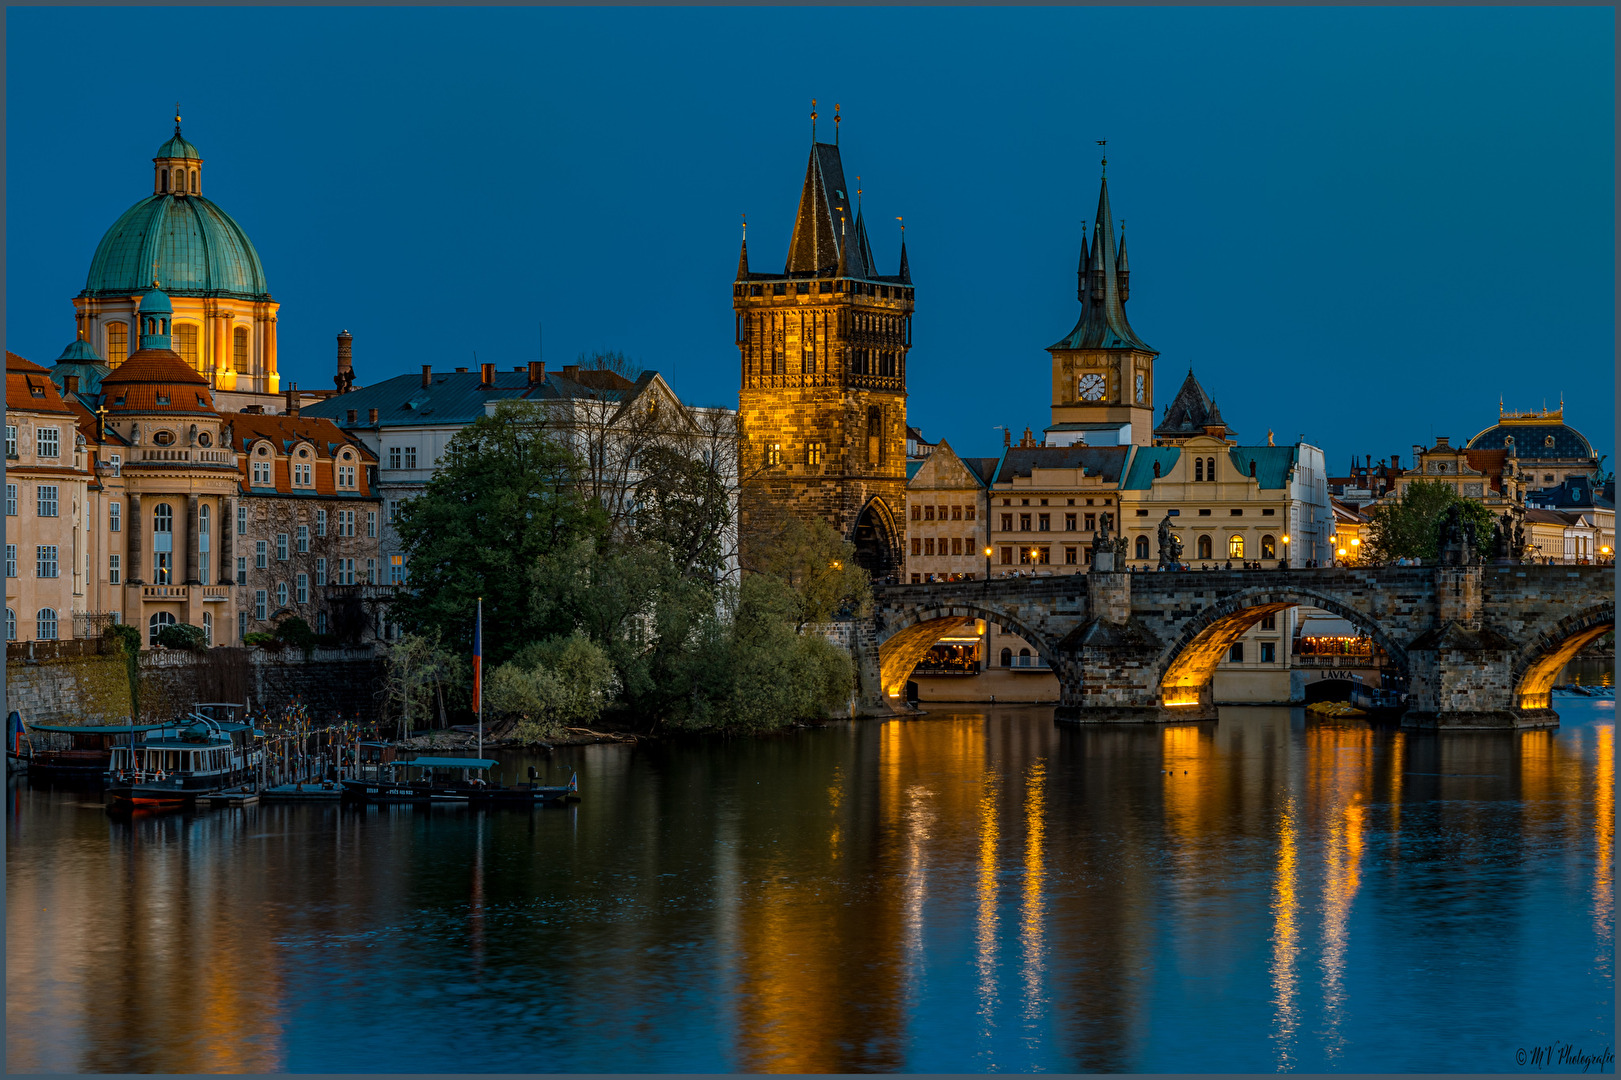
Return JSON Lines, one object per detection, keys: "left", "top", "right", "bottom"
{"left": 735, "top": 119, "right": 913, "bottom": 577}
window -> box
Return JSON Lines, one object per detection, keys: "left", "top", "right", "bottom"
{"left": 1228, "top": 535, "right": 1245, "bottom": 559}
{"left": 339, "top": 510, "right": 355, "bottom": 537}
{"left": 316, "top": 557, "right": 328, "bottom": 586}
{"left": 338, "top": 464, "right": 356, "bottom": 488}
{"left": 199, "top": 504, "right": 210, "bottom": 546}
{"left": 1195, "top": 458, "right": 1204, "bottom": 482}
{"left": 367, "top": 558, "right": 377, "bottom": 585}
{"left": 1000, "top": 647, "right": 1013, "bottom": 667}
{"left": 202, "top": 611, "right": 212, "bottom": 648}
{"left": 1084, "top": 513, "right": 1095, "bottom": 531}
{"left": 867, "top": 406, "right": 883, "bottom": 464}
{"left": 37, "top": 486, "right": 58, "bottom": 517}
{"left": 1038, "top": 514, "right": 1050, "bottom": 531}
{"left": 1262, "top": 508, "right": 1275, "bottom": 516}
{"left": 924, "top": 506, "right": 935, "bottom": 521}
{"left": 109, "top": 553, "right": 121, "bottom": 584}
{"left": 316, "top": 509, "right": 328, "bottom": 537}
{"left": 297, "top": 525, "right": 309, "bottom": 553}
{"left": 1135, "top": 535, "right": 1150, "bottom": 559}
{"left": 807, "top": 442, "right": 823, "bottom": 466}
{"left": 1197, "top": 535, "right": 1213, "bottom": 560}
{"left": 1001, "top": 513, "right": 1013, "bottom": 531}
{"left": 1037, "top": 547, "right": 1051, "bottom": 564}
{"left": 236, "top": 557, "right": 247, "bottom": 585}
{"left": 4, "top": 609, "right": 13, "bottom": 641}
{"left": 911, "top": 538, "right": 922, "bottom": 556}
{"left": 36, "top": 427, "right": 59, "bottom": 458}
{"left": 233, "top": 327, "right": 250, "bottom": 373}
{"left": 174, "top": 324, "right": 199, "bottom": 369}
{"left": 1260, "top": 614, "right": 1276, "bottom": 630}
{"left": 1000, "top": 547, "right": 1013, "bottom": 565}
{"left": 107, "top": 453, "right": 122, "bottom": 477}
{"left": 4, "top": 545, "right": 15, "bottom": 578}
{"left": 297, "top": 573, "right": 309, "bottom": 603}
{"left": 106, "top": 323, "right": 129, "bottom": 365}
{"left": 255, "top": 540, "right": 268, "bottom": 569}
{"left": 1260, "top": 642, "right": 1276, "bottom": 664}
{"left": 1019, "top": 513, "right": 1031, "bottom": 531}
{"left": 965, "top": 507, "right": 976, "bottom": 521}
{"left": 1064, "top": 513, "right": 1076, "bottom": 531}
{"left": 294, "top": 462, "right": 312, "bottom": 486}
{"left": 276, "top": 533, "right": 289, "bottom": 561}
{"left": 924, "top": 538, "right": 935, "bottom": 556}
{"left": 5, "top": 484, "right": 14, "bottom": 516}
{"left": 1064, "top": 547, "right": 1078, "bottom": 565}
{"left": 1228, "top": 642, "right": 1244, "bottom": 663}
{"left": 1206, "top": 457, "right": 1216, "bottom": 480}
{"left": 1197, "top": 509, "right": 1212, "bottom": 517}
{"left": 951, "top": 506, "right": 962, "bottom": 521}
{"left": 367, "top": 512, "right": 378, "bottom": 538}
{"left": 389, "top": 446, "right": 401, "bottom": 469}
{"left": 1019, "top": 648, "right": 1032, "bottom": 667}
{"left": 109, "top": 501, "right": 122, "bottom": 532}
{"left": 1261, "top": 535, "right": 1277, "bottom": 559}
{"left": 339, "top": 558, "right": 356, "bottom": 585}
{"left": 277, "top": 582, "right": 289, "bottom": 608}
{"left": 36, "top": 546, "right": 58, "bottom": 578}
{"left": 254, "top": 590, "right": 267, "bottom": 620}
{"left": 1019, "top": 547, "right": 1032, "bottom": 565}
{"left": 236, "top": 505, "right": 247, "bottom": 535}
{"left": 1230, "top": 509, "right": 1244, "bottom": 516}
{"left": 153, "top": 550, "right": 171, "bottom": 585}
{"left": 252, "top": 460, "right": 272, "bottom": 486}
{"left": 404, "top": 446, "right": 417, "bottom": 469}
{"left": 390, "top": 554, "right": 407, "bottom": 585}
{"left": 316, "top": 611, "right": 327, "bottom": 635}
{"left": 36, "top": 609, "right": 58, "bottom": 641}
{"left": 199, "top": 551, "right": 209, "bottom": 583}
{"left": 766, "top": 444, "right": 782, "bottom": 467}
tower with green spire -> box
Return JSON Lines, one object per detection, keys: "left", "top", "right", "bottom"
{"left": 1044, "top": 166, "right": 1158, "bottom": 448}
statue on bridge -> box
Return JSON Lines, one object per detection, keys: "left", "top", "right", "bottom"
{"left": 1490, "top": 507, "right": 1531, "bottom": 564}
{"left": 1156, "top": 512, "right": 1183, "bottom": 569}
{"left": 1437, "top": 503, "right": 1481, "bottom": 566}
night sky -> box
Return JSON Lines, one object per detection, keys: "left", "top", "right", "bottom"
{"left": 7, "top": 7, "right": 1613, "bottom": 472}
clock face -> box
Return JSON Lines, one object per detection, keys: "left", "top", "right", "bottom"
{"left": 1078, "top": 373, "right": 1107, "bottom": 401}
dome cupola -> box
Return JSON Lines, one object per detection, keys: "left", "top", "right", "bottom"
{"left": 137, "top": 284, "right": 174, "bottom": 350}
{"left": 154, "top": 108, "right": 202, "bottom": 196}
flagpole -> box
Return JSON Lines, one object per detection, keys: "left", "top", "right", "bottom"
{"left": 475, "top": 597, "right": 483, "bottom": 764}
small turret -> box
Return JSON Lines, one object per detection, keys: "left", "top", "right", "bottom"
{"left": 1116, "top": 224, "right": 1130, "bottom": 303}
{"left": 736, "top": 233, "right": 749, "bottom": 280}
{"left": 1076, "top": 222, "right": 1090, "bottom": 302}
{"left": 897, "top": 231, "right": 911, "bottom": 285}
{"left": 137, "top": 284, "right": 173, "bottom": 350}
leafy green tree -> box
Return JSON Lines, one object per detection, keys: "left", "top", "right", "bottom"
{"left": 379, "top": 633, "right": 466, "bottom": 740}
{"left": 393, "top": 400, "right": 604, "bottom": 665}
{"left": 1363, "top": 480, "right": 1496, "bottom": 563}
{"left": 274, "top": 616, "right": 316, "bottom": 656}
{"left": 633, "top": 445, "right": 732, "bottom": 582}
{"left": 752, "top": 515, "right": 873, "bottom": 629}
{"left": 155, "top": 622, "right": 207, "bottom": 651}
{"left": 486, "top": 632, "right": 619, "bottom": 742}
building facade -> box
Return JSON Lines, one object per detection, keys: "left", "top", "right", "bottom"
{"left": 734, "top": 126, "right": 914, "bottom": 577}
{"left": 902, "top": 441, "right": 995, "bottom": 583}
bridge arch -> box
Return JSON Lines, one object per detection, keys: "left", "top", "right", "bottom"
{"left": 1153, "top": 585, "right": 1410, "bottom": 708}
{"left": 1510, "top": 601, "right": 1615, "bottom": 712}
{"left": 876, "top": 601, "right": 1063, "bottom": 706}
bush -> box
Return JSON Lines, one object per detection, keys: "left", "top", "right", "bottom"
{"left": 487, "top": 632, "right": 619, "bottom": 743}
{"left": 155, "top": 623, "right": 208, "bottom": 651}
{"left": 242, "top": 631, "right": 280, "bottom": 648}
{"left": 274, "top": 616, "right": 317, "bottom": 654}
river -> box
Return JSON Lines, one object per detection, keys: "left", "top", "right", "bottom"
{"left": 6, "top": 664, "right": 1614, "bottom": 1073}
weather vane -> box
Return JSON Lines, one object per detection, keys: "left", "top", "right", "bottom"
{"left": 1097, "top": 139, "right": 1107, "bottom": 175}
{"left": 834, "top": 103, "right": 841, "bottom": 144}
{"left": 811, "top": 98, "right": 817, "bottom": 140}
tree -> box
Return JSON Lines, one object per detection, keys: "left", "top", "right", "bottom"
{"left": 633, "top": 444, "right": 733, "bottom": 584}
{"left": 1363, "top": 480, "right": 1496, "bottom": 563}
{"left": 392, "top": 399, "right": 604, "bottom": 666}
{"left": 155, "top": 622, "right": 207, "bottom": 652}
{"left": 378, "top": 632, "right": 465, "bottom": 740}
{"left": 486, "top": 633, "right": 619, "bottom": 743}
{"left": 752, "top": 515, "right": 873, "bottom": 629}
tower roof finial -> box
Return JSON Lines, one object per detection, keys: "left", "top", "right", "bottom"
{"left": 175, "top": 101, "right": 182, "bottom": 133}
{"left": 1097, "top": 139, "right": 1107, "bottom": 176}
{"left": 834, "top": 102, "right": 841, "bottom": 145}
{"left": 811, "top": 98, "right": 817, "bottom": 142}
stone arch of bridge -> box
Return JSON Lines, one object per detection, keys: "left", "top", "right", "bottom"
{"left": 876, "top": 602, "right": 1063, "bottom": 706}
{"left": 1509, "top": 601, "right": 1615, "bottom": 712}
{"left": 1153, "top": 585, "right": 1411, "bottom": 708}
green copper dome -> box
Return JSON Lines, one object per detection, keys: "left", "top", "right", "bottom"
{"left": 81, "top": 194, "right": 271, "bottom": 301}
{"left": 155, "top": 132, "right": 200, "bottom": 159}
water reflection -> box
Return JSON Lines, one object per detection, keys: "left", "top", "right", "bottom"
{"left": 6, "top": 696, "right": 1613, "bottom": 1074}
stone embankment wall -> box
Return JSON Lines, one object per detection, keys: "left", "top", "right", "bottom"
{"left": 4, "top": 641, "right": 385, "bottom": 726}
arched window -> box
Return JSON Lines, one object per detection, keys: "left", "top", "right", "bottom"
{"left": 173, "top": 324, "right": 199, "bottom": 370}
{"left": 1207, "top": 457, "right": 1216, "bottom": 479}
{"left": 159, "top": 170, "right": 169, "bottom": 193}
{"left": 1261, "top": 535, "right": 1277, "bottom": 559}
{"left": 1018, "top": 648, "right": 1032, "bottom": 667}
{"left": 173, "top": 168, "right": 184, "bottom": 192}
{"left": 105, "top": 322, "right": 129, "bottom": 365}
{"left": 1153, "top": 460, "right": 1161, "bottom": 478}
{"left": 1000, "top": 647, "right": 1013, "bottom": 668}
{"left": 153, "top": 503, "right": 173, "bottom": 531}
{"left": 1197, "top": 534, "right": 1213, "bottom": 560}
{"left": 1228, "top": 534, "right": 1245, "bottom": 559}
{"left": 189, "top": 169, "right": 198, "bottom": 193}
{"left": 1135, "top": 535, "right": 1150, "bottom": 559}
{"left": 36, "top": 608, "right": 58, "bottom": 641}
{"left": 1195, "top": 458, "right": 1204, "bottom": 482}
{"left": 148, "top": 611, "right": 176, "bottom": 646}
{"left": 233, "top": 327, "right": 250, "bottom": 373}
{"left": 5, "top": 608, "right": 15, "bottom": 641}
{"left": 153, "top": 503, "right": 174, "bottom": 584}
{"left": 202, "top": 611, "right": 212, "bottom": 647}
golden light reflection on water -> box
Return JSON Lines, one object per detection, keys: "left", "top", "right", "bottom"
{"left": 1021, "top": 758, "right": 1048, "bottom": 1035}
{"left": 977, "top": 766, "right": 1001, "bottom": 1049}
{"left": 1269, "top": 793, "right": 1301, "bottom": 1070}
{"left": 1160, "top": 724, "right": 1213, "bottom": 844}
{"left": 1593, "top": 724, "right": 1613, "bottom": 946}
{"left": 1310, "top": 724, "right": 1372, "bottom": 1064}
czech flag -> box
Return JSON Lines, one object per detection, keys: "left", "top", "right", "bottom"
{"left": 472, "top": 598, "right": 483, "bottom": 716}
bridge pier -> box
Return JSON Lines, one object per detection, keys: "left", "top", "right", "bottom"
{"left": 1403, "top": 621, "right": 1552, "bottom": 730}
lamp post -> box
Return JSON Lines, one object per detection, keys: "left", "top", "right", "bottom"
{"left": 984, "top": 546, "right": 993, "bottom": 580}
{"left": 1280, "top": 533, "right": 1290, "bottom": 570}
{"left": 1350, "top": 537, "right": 1360, "bottom": 564}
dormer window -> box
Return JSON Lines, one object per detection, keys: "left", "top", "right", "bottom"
{"left": 153, "top": 430, "right": 175, "bottom": 446}
{"left": 155, "top": 395, "right": 170, "bottom": 405}
{"left": 197, "top": 432, "right": 211, "bottom": 448}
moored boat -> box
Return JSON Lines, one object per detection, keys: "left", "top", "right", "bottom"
{"left": 105, "top": 716, "right": 265, "bottom": 811}
{"left": 340, "top": 756, "right": 577, "bottom": 806}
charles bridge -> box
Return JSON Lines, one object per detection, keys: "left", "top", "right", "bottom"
{"left": 856, "top": 563, "right": 1614, "bottom": 728}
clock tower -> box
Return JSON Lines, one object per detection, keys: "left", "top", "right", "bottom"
{"left": 1044, "top": 167, "right": 1157, "bottom": 447}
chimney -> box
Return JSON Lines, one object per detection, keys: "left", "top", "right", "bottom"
{"left": 1434, "top": 435, "right": 1450, "bottom": 449}
{"left": 527, "top": 361, "right": 545, "bottom": 385}
{"left": 368, "top": 408, "right": 379, "bottom": 425}
{"left": 347, "top": 409, "right": 358, "bottom": 423}
{"left": 480, "top": 362, "right": 495, "bottom": 387}
{"left": 335, "top": 330, "right": 354, "bottom": 392}
{"left": 421, "top": 365, "right": 432, "bottom": 388}
{"left": 285, "top": 383, "right": 300, "bottom": 418}
{"left": 455, "top": 367, "right": 468, "bottom": 374}
{"left": 562, "top": 364, "right": 580, "bottom": 380}
{"left": 64, "top": 374, "right": 79, "bottom": 395}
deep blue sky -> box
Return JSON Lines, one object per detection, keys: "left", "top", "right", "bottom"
{"left": 8, "top": 7, "right": 1613, "bottom": 471}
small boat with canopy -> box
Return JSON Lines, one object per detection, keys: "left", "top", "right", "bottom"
{"left": 104, "top": 713, "right": 265, "bottom": 810}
